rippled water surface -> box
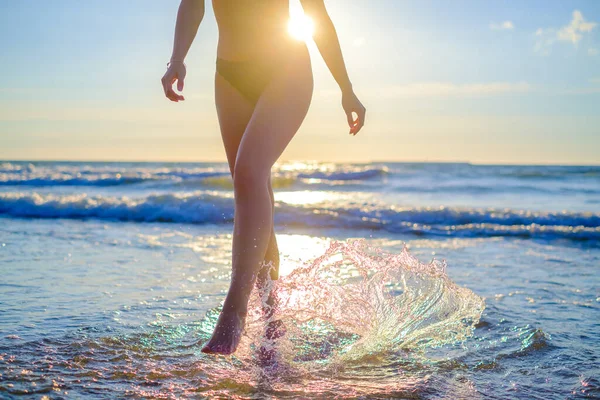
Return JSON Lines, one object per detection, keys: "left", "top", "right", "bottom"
{"left": 1, "top": 161, "right": 599, "bottom": 399}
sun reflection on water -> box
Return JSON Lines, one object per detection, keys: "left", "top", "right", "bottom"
{"left": 275, "top": 190, "right": 334, "bottom": 206}
{"left": 275, "top": 234, "right": 331, "bottom": 276}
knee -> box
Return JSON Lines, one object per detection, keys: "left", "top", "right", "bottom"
{"left": 233, "top": 161, "right": 269, "bottom": 194}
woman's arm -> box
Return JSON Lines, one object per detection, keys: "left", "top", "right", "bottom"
{"left": 161, "top": 0, "right": 205, "bottom": 102}
{"left": 300, "top": 0, "right": 366, "bottom": 135}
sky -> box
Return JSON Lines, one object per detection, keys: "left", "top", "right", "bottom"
{"left": 0, "top": 0, "right": 599, "bottom": 164}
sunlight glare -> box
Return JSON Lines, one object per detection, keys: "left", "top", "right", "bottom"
{"left": 276, "top": 234, "right": 330, "bottom": 276}
{"left": 288, "top": 14, "right": 315, "bottom": 41}
{"left": 275, "top": 190, "right": 333, "bottom": 205}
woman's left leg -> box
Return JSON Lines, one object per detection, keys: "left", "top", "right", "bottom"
{"left": 202, "top": 45, "right": 313, "bottom": 354}
{"left": 261, "top": 178, "right": 280, "bottom": 282}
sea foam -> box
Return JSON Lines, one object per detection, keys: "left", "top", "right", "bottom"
{"left": 1, "top": 191, "right": 599, "bottom": 242}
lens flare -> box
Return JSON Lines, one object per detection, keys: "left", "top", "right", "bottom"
{"left": 288, "top": 15, "right": 315, "bottom": 41}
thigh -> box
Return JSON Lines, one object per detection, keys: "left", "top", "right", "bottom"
{"left": 234, "top": 47, "right": 313, "bottom": 174}
{"left": 214, "top": 72, "right": 255, "bottom": 177}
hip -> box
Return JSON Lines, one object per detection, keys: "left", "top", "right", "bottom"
{"left": 215, "top": 41, "right": 311, "bottom": 105}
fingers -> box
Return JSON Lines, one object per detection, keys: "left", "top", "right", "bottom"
{"left": 346, "top": 111, "right": 354, "bottom": 134}
{"left": 161, "top": 73, "right": 185, "bottom": 102}
{"left": 169, "top": 76, "right": 185, "bottom": 101}
{"left": 167, "top": 89, "right": 184, "bottom": 102}
{"left": 354, "top": 105, "right": 366, "bottom": 135}
{"left": 177, "top": 69, "right": 186, "bottom": 92}
{"left": 161, "top": 76, "right": 180, "bottom": 102}
{"left": 161, "top": 75, "right": 170, "bottom": 97}
{"left": 348, "top": 112, "right": 358, "bottom": 135}
{"left": 348, "top": 106, "right": 366, "bottom": 136}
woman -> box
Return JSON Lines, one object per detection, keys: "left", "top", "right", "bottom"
{"left": 161, "top": 0, "right": 366, "bottom": 355}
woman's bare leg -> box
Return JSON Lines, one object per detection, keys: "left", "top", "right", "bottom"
{"left": 262, "top": 177, "right": 280, "bottom": 281}
{"left": 214, "top": 73, "right": 280, "bottom": 284}
{"left": 202, "top": 45, "right": 313, "bottom": 354}
{"left": 210, "top": 71, "right": 280, "bottom": 354}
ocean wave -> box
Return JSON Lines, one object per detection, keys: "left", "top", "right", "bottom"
{"left": 0, "top": 191, "right": 235, "bottom": 224}
{"left": 0, "top": 171, "right": 229, "bottom": 187}
{"left": 0, "top": 163, "right": 388, "bottom": 188}
{"left": 0, "top": 174, "right": 153, "bottom": 186}
{"left": 498, "top": 166, "right": 600, "bottom": 179}
{"left": 1, "top": 192, "right": 599, "bottom": 242}
{"left": 297, "top": 165, "right": 389, "bottom": 181}
{"left": 198, "top": 174, "right": 298, "bottom": 190}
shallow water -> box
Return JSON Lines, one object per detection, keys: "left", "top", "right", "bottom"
{"left": 1, "top": 161, "right": 600, "bottom": 398}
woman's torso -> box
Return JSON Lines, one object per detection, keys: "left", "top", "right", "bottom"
{"left": 212, "top": 0, "right": 295, "bottom": 61}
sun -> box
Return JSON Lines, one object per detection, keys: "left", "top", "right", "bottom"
{"left": 288, "top": 14, "right": 315, "bottom": 41}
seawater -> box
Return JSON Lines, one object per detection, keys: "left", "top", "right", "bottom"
{"left": 1, "top": 161, "right": 599, "bottom": 399}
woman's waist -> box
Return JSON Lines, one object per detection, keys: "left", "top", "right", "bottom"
{"left": 215, "top": 43, "right": 309, "bottom": 74}
{"left": 216, "top": 28, "right": 304, "bottom": 62}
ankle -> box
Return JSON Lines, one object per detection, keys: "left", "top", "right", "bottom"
{"left": 222, "top": 301, "right": 248, "bottom": 317}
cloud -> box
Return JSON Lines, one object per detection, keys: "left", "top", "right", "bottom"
{"left": 557, "top": 10, "right": 597, "bottom": 45}
{"left": 534, "top": 28, "right": 556, "bottom": 55}
{"left": 375, "top": 82, "right": 531, "bottom": 98}
{"left": 589, "top": 48, "right": 599, "bottom": 56}
{"left": 535, "top": 10, "right": 597, "bottom": 54}
{"left": 490, "top": 21, "right": 514, "bottom": 30}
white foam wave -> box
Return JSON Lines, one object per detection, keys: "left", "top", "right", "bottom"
{"left": 1, "top": 192, "right": 599, "bottom": 241}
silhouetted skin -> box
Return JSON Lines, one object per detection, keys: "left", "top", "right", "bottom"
{"left": 161, "top": 0, "right": 366, "bottom": 355}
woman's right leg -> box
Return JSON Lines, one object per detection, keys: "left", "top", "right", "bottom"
{"left": 203, "top": 45, "right": 313, "bottom": 355}
{"left": 214, "top": 72, "right": 280, "bottom": 282}
{"left": 208, "top": 72, "right": 281, "bottom": 352}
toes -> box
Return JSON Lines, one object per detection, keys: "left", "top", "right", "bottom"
{"left": 201, "top": 339, "right": 221, "bottom": 354}
{"left": 201, "top": 341, "right": 234, "bottom": 355}
{"left": 201, "top": 343, "right": 213, "bottom": 353}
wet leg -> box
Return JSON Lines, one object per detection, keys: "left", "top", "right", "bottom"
{"left": 202, "top": 47, "right": 313, "bottom": 354}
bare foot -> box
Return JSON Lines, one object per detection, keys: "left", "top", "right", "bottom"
{"left": 201, "top": 309, "right": 246, "bottom": 355}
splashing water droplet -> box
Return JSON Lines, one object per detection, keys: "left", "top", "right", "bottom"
{"left": 226, "top": 238, "right": 485, "bottom": 375}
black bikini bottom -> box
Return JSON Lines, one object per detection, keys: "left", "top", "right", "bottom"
{"left": 216, "top": 57, "right": 279, "bottom": 105}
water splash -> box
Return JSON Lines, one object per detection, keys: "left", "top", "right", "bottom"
{"left": 228, "top": 239, "right": 485, "bottom": 374}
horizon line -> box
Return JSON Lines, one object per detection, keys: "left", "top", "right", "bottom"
{"left": 2, "top": 158, "right": 600, "bottom": 167}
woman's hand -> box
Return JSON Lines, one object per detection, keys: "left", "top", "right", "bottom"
{"left": 161, "top": 61, "right": 186, "bottom": 102}
{"left": 342, "top": 90, "right": 366, "bottom": 135}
